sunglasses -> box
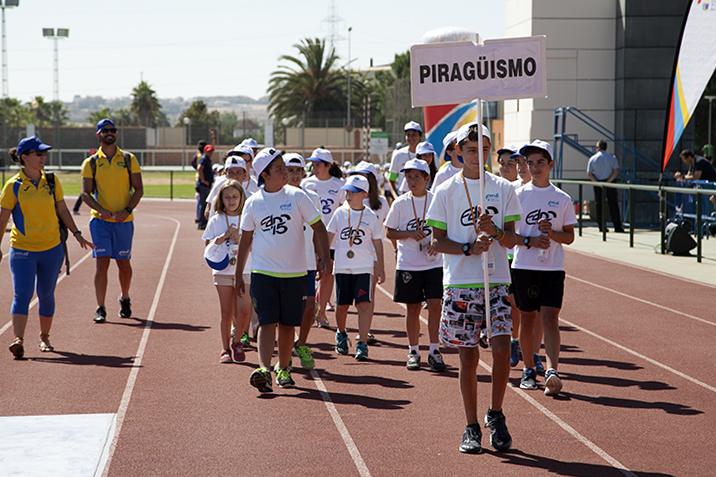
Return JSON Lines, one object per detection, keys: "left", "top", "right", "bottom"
{"left": 27, "top": 150, "right": 49, "bottom": 157}
{"left": 100, "top": 127, "right": 117, "bottom": 134}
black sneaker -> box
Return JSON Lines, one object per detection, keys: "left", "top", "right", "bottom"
{"left": 250, "top": 368, "right": 273, "bottom": 393}
{"left": 406, "top": 350, "right": 420, "bottom": 370}
{"left": 484, "top": 409, "right": 512, "bottom": 451}
{"left": 119, "top": 296, "right": 132, "bottom": 318}
{"left": 428, "top": 351, "right": 447, "bottom": 372}
{"left": 335, "top": 331, "right": 350, "bottom": 355}
{"left": 520, "top": 368, "right": 538, "bottom": 390}
{"left": 459, "top": 424, "right": 482, "bottom": 454}
{"left": 275, "top": 368, "right": 296, "bottom": 388}
{"left": 93, "top": 306, "right": 107, "bottom": 323}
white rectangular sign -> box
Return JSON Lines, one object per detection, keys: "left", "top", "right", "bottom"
{"left": 410, "top": 36, "right": 547, "bottom": 107}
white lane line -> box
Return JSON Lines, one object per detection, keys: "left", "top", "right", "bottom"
{"left": 375, "top": 283, "right": 635, "bottom": 476}
{"left": 100, "top": 216, "right": 181, "bottom": 477}
{"left": 0, "top": 250, "right": 94, "bottom": 337}
{"left": 310, "top": 369, "right": 371, "bottom": 477}
{"left": 567, "top": 274, "right": 715, "bottom": 327}
{"left": 560, "top": 317, "right": 716, "bottom": 394}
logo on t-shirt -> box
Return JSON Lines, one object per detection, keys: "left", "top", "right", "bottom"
{"left": 261, "top": 214, "right": 291, "bottom": 235}
{"left": 407, "top": 218, "right": 431, "bottom": 236}
{"left": 328, "top": 189, "right": 339, "bottom": 195}
{"left": 321, "top": 198, "right": 334, "bottom": 215}
{"left": 339, "top": 226, "right": 365, "bottom": 245}
{"left": 279, "top": 202, "right": 293, "bottom": 211}
{"left": 525, "top": 208, "right": 557, "bottom": 225}
{"left": 460, "top": 206, "right": 498, "bottom": 226}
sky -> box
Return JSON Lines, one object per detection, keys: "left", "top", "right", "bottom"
{"left": 3, "top": 0, "right": 505, "bottom": 103}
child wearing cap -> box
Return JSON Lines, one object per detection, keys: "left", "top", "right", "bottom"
{"left": 385, "top": 159, "right": 445, "bottom": 372}
{"left": 205, "top": 156, "right": 248, "bottom": 221}
{"left": 235, "top": 148, "right": 330, "bottom": 393}
{"left": 433, "top": 131, "right": 463, "bottom": 190}
{"left": 415, "top": 141, "right": 438, "bottom": 189}
{"left": 301, "top": 148, "right": 345, "bottom": 329}
{"left": 511, "top": 140, "right": 576, "bottom": 397}
{"left": 388, "top": 121, "right": 423, "bottom": 200}
{"left": 426, "top": 122, "right": 522, "bottom": 454}
{"left": 326, "top": 174, "right": 386, "bottom": 361}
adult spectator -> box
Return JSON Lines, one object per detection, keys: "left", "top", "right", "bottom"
{"left": 81, "top": 119, "right": 144, "bottom": 323}
{"left": 587, "top": 140, "right": 624, "bottom": 233}
{"left": 196, "top": 145, "right": 215, "bottom": 230}
{"left": 674, "top": 149, "right": 716, "bottom": 182}
{"left": 388, "top": 121, "right": 423, "bottom": 198}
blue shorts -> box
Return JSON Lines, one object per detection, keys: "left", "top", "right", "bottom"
{"left": 306, "top": 271, "right": 316, "bottom": 298}
{"left": 90, "top": 218, "right": 134, "bottom": 260}
{"left": 250, "top": 273, "right": 307, "bottom": 327}
{"left": 9, "top": 244, "right": 64, "bottom": 316}
{"left": 335, "top": 273, "right": 372, "bottom": 306}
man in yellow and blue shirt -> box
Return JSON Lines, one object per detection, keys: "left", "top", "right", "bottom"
{"left": 81, "top": 119, "right": 144, "bottom": 323}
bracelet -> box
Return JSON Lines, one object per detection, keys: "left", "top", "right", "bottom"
{"left": 73, "top": 230, "right": 82, "bottom": 236}
{"left": 495, "top": 227, "right": 506, "bottom": 241}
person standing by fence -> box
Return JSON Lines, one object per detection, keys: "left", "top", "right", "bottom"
{"left": 587, "top": 140, "right": 624, "bottom": 233}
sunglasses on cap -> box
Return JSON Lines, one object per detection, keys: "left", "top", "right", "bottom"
{"left": 100, "top": 127, "right": 117, "bottom": 134}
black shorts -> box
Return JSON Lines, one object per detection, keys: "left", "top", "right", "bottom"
{"left": 393, "top": 267, "right": 443, "bottom": 304}
{"left": 335, "top": 273, "right": 372, "bottom": 306}
{"left": 250, "top": 273, "right": 307, "bottom": 327}
{"left": 511, "top": 269, "right": 566, "bottom": 312}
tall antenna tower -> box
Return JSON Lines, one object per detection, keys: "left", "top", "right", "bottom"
{"left": 321, "top": 0, "right": 345, "bottom": 53}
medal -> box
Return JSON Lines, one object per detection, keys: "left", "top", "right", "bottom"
{"left": 411, "top": 192, "right": 428, "bottom": 252}
{"left": 347, "top": 206, "right": 365, "bottom": 260}
{"left": 229, "top": 257, "right": 237, "bottom": 265}
{"left": 347, "top": 250, "right": 355, "bottom": 259}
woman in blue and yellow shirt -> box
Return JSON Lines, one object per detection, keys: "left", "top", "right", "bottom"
{"left": 0, "top": 136, "right": 93, "bottom": 359}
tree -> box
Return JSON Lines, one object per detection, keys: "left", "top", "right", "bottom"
{"left": 131, "top": 81, "right": 162, "bottom": 127}
{"left": 28, "top": 96, "right": 52, "bottom": 127}
{"left": 177, "top": 100, "right": 220, "bottom": 145}
{"left": 87, "top": 107, "right": 113, "bottom": 126}
{"left": 0, "top": 98, "right": 31, "bottom": 128}
{"left": 113, "top": 108, "right": 138, "bottom": 127}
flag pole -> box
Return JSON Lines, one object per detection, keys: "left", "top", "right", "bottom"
{"left": 476, "top": 98, "right": 491, "bottom": 341}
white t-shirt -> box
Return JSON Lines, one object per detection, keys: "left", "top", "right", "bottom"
{"left": 433, "top": 162, "right": 462, "bottom": 190}
{"left": 388, "top": 147, "right": 415, "bottom": 194}
{"left": 364, "top": 195, "right": 389, "bottom": 225}
{"left": 327, "top": 204, "right": 382, "bottom": 275}
{"left": 512, "top": 183, "right": 577, "bottom": 271}
{"left": 242, "top": 177, "right": 260, "bottom": 196}
{"left": 201, "top": 212, "right": 241, "bottom": 276}
{"left": 302, "top": 188, "right": 321, "bottom": 271}
{"left": 240, "top": 185, "right": 321, "bottom": 277}
{"left": 426, "top": 172, "right": 522, "bottom": 287}
{"left": 385, "top": 191, "right": 442, "bottom": 271}
{"left": 301, "top": 175, "right": 346, "bottom": 225}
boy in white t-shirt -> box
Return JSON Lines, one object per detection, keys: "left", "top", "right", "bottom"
{"left": 426, "top": 122, "right": 522, "bottom": 455}
{"left": 432, "top": 130, "right": 462, "bottom": 190}
{"left": 388, "top": 121, "right": 422, "bottom": 199}
{"left": 326, "top": 175, "right": 385, "bottom": 362}
{"left": 385, "top": 159, "right": 445, "bottom": 372}
{"left": 511, "top": 140, "right": 576, "bottom": 397}
{"left": 235, "top": 148, "right": 330, "bottom": 393}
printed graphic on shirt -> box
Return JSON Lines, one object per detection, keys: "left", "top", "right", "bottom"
{"left": 260, "top": 214, "right": 291, "bottom": 235}
{"left": 339, "top": 225, "right": 366, "bottom": 245}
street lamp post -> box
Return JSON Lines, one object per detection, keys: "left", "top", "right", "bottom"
{"left": 183, "top": 117, "right": 191, "bottom": 170}
{"left": 347, "top": 26, "right": 352, "bottom": 131}
{"left": 43, "top": 27, "right": 68, "bottom": 167}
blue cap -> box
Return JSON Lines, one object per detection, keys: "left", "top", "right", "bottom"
{"left": 96, "top": 118, "right": 116, "bottom": 133}
{"left": 17, "top": 136, "right": 52, "bottom": 156}
{"left": 340, "top": 174, "right": 369, "bottom": 193}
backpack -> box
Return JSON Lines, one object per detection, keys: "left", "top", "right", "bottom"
{"left": 88, "top": 151, "right": 134, "bottom": 194}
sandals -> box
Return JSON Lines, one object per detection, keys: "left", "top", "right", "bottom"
{"left": 38, "top": 334, "right": 54, "bottom": 352}
{"left": 9, "top": 337, "right": 24, "bottom": 358}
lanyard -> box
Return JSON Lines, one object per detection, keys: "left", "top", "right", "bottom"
{"left": 347, "top": 206, "right": 365, "bottom": 248}
{"left": 410, "top": 192, "right": 427, "bottom": 233}
{"left": 462, "top": 173, "right": 480, "bottom": 239}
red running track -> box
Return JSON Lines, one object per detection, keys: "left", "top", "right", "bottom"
{"left": 1, "top": 199, "right": 714, "bottom": 476}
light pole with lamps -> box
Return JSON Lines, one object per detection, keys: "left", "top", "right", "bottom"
{"left": 183, "top": 117, "right": 191, "bottom": 169}
{"left": 42, "top": 27, "right": 68, "bottom": 167}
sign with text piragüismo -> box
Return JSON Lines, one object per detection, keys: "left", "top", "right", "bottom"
{"left": 410, "top": 36, "right": 547, "bottom": 107}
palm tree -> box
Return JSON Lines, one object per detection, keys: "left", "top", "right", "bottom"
{"left": 0, "top": 98, "right": 31, "bottom": 127}
{"left": 131, "top": 81, "right": 162, "bottom": 127}
{"left": 87, "top": 108, "right": 113, "bottom": 126}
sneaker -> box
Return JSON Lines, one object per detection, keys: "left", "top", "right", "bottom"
{"left": 406, "top": 350, "right": 420, "bottom": 370}
{"left": 484, "top": 409, "right": 512, "bottom": 451}
{"left": 335, "top": 331, "right": 350, "bottom": 355}
{"left": 315, "top": 311, "right": 330, "bottom": 329}
{"left": 93, "top": 306, "right": 107, "bottom": 323}
{"left": 250, "top": 368, "right": 273, "bottom": 393}
{"left": 294, "top": 342, "right": 315, "bottom": 369}
{"left": 240, "top": 332, "right": 251, "bottom": 348}
{"left": 478, "top": 328, "right": 489, "bottom": 349}
{"left": 72, "top": 210, "right": 80, "bottom": 215}
{"left": 231, "top": 341, "right": 245, "bottom": 362}
{"left": 9, "top": 338, "right": 24, "bottom": 359}
{"left": 544, "top": 368, "right": 563, "bottom": 396}
{"left": 118, "top": 296, "right": 132, "bottom": 318}
{"left": 276, "top": 368, "right": 296, "bottom": 388}
{"left": 354, "top": 341, "right": 369, "bottom": 361}
{"left": 510, "top": 340, "right": 521, "bottom": 367}
{"left": 459, "top": 424, "right": 482, "bottom": 454}
{"left": 534, "top": 353, "right": 545, "bottom": 372}
{"left": 428, "top": 351, "right": 447, "bottom": 372}
{"left": 273, "top": 358, "right": 293, "bottom": 374}
{"left": 220, "top": 349, "right": 232, "bottom": 364}
{"left": 520, "top": 368, "right": 538, "bottom": 390}
{"left": 326, "top": 301, "right": 335, "bottom": 312}
{"left": 355, "top": 333, "right": 378, "bottom": 345}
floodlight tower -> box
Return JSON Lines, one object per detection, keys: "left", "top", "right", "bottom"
{"left": 43, "top": 28, "right": 69, "bottom": 102}
{"left": 1, "top": 0, "right": 18, "bottom": 99}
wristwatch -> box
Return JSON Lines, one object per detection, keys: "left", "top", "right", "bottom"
{"left": 125, "top": 207, "right": 133, "bottom": 214}
{"left": 523, "top": 237, "right": 531, "bottom": 249}
{"left": 462, "top": 243, "right": 471, "bottom": 256}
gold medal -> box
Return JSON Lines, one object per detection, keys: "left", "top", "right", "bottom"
{"left": 346, "top": 207, "right": 364, "bottom": 261}
{"left": 347, "top": 250, "right": 355, "bottom": 259}
{"left": 229, "top": 257, "right": 237, "bottom": 266}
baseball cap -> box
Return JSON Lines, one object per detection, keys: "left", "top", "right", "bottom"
{"left": 212, "top": 163, "right": 223, "bottom": 173}
{"left": 442, "top": 130, "right": 458, "bottom": 149}
{"left": 519, "top": 140, "right": 553, "bottom": 161}
{"left": 400, "top": 158, "right": 430, "bottom": 175}
{"left": 497, "top": 144, "right": 518, "bottom": 156}
{"left": 230, "top": 144, "right": 254, "bottom": 159}
{"left": 306, "top": 147, "right": 334, "bottom": 164}
{"left": 456, "top": 122, "right": 491, "bottom": 144}
{"left": 253, "top": 147, "right": 283, "bottom": 178}
{"left": 204, "top": 240, "right": 230, "bottom": 270}
{"left": 340, "top": 174, "right": 369, "bottom": 193}
{"left": 404, "top": 121, "right": 422, "bottom": 133}
{"left": 203, "top": 145, "right": 215, "bottom": 153}
{"left": 17, "top": 136, "right": 52, "bottom": 156}
{"left": 241, "top": 138, "right": 259, "bottom": 149}
{"left": 96, "top": 118, "right": 115, "bottom": 133}
{"left": 351, "top": 160, "right": 379, "bottom": 181}
{"left": 283, "top": 153, "right": 305, "bottom": 168}
{"left": 225, "top": 156, "right": 247, "bottom": 171}
{"left": 510, "top": 144, "right": 529, "bottom": 159}
{"left": 416, "top": 141, "right": 435, "bottom": 156}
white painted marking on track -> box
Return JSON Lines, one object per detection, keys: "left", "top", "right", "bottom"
{"left": 567, "top": 274, "right": 715, "bottom": 327}
{"left": 375, "top": 283, "right": 636, "bottom": 476}
{"left": 0, "top": 250, "right": 93, "bottom": 337}
{"left": 100, "top": 216, "right": 181, "bottom": 477}
{"left": 309, "top": 369, "right": 371, "bottom": 477}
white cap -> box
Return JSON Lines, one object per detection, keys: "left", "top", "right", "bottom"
{"left": 340, "top": 174, "right": 369, "bottom": 193}
{"left": 204, "top": 240, "right": 229, "bottom": 270}
{"left": 496, "top": 144, "right": 518, "bottom": 156}
{"left": 283, "top": 153, "right": 306, "bottom": 168}
{"left": 404, "top": 121, "right": 422, "bottom": 133}
{"left": 253, "top": 147, "right": 283, "bottom": 179}
{"left": 232, "top": 144, "right": 254, "bottom": 159}
{"left": 510, "top": 144, "right": 530, "bottom": 159}
{"left": 351, "top": 160, "right": 379, "bottom": 181}
{"left": 442, "top": 130, "right": 458, "bottom": 149}
{"left": 240, "top": 138, "right": 259, "bottom": 149}
{"left": 400, "top": 158, "right": 430, "bottom": 175}
{"left": 456, "top": 122, "right": 491, "bottom": 144}
{"left": 224, "top": 157, "right": 247, "bottom": 171}
{"left": 307, "top": 147, "right": 334, "bottom": 164}
{"left": 416, "top": 141, "right": 435, "bottom": 156}
{"left": 212, "top": 163, "right": 223, "bottom": 173}
{"left": 519, "top": 140, "right": 553, "bottom": 161}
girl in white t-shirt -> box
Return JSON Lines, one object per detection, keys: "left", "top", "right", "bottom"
{"left": 201, "top": 180, "right": 249, "bottom": 364}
